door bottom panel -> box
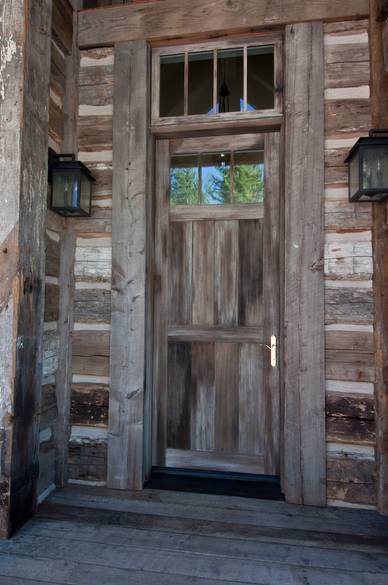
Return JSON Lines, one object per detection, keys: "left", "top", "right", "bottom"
{"left": 145, "top": 466, "right": 284, "bottom": 500}
{"left": 166, "top": 448, "right": 264, "bottom": 475}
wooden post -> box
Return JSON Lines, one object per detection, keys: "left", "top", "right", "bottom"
{"left": 283, "top": 22, "right": 326, "bottom": 506}
{"left": 55, "top": 0, "right": 79, "bottom": 488}
{"left": 0, "top": 0, "right": 52, "bottom": 537}
{"left": 370, "top": 0, "right": 388, "bottom": 516}
{"left": 108, "top": 40, "right": 150, "bottom": 490}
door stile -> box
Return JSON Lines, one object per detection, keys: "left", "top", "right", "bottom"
{"left": 263, "top": 132, "right": 281, "bottom": 475}
{"left": 153, "top": 139, "right": 170, "bottom": 465}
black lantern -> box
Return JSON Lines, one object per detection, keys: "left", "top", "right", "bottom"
{"left": 345, "top": 130, "right": 388, "bottom": 202}
{"left": 49, "top": 149, "right": 95, "bottom": 216}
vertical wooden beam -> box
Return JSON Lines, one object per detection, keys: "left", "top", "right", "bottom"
{"left": 284, "top": 22, "right": 326, "bottom": 506}
{"left": 370, "top": 0, "right": 388, "bottom": 515}
{"left": 108, "top": 40, "right": 150, "bottom": 490}
{"left": 55, "top": 0, "right": 79, "bottom": 487}
{"left": 0, "top": 0, "right": 52, "bottom": 537}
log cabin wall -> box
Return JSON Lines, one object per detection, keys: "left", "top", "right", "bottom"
{"left": 67, "top": 17, "right": 378, "bottom": 508}
{"left": 323, "top": 19, "right": 376, "bottom": 508}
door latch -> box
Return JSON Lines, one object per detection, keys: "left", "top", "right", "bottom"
{"left": 265, "top": 335, "right": 277, "bottom": 368}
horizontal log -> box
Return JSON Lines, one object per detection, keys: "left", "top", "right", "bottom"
{"left": 326, "top": 350, "right": 375, "bottom": 382}
{"left": 325, "top": 147, "right": 350, "bottom": 168}
{"left": 72, "top": 354, "right": 110, "bottom": 377}
{"left": 325, "top": 330, "right": 374, "bottom": 353}
{"left": 74, "top": 246, "right": 112, "bottom": 282}
{"left": 52, "top": 0, "right": 73, "bottom": 55}
{"left": 72, "top": 330, "right": 110, "bottom": 357}
{"left": 73, "top": 288, "right": 111, "bottom": 323}
{"left": 327, "top": 456, "right": 376, "bottom": 484}
{"left": 326, "top": 416, "right": 375, "bottom": 444}
{"left": 44, "top": 283, "right": 60, "bottom": 322}
{"left": 324, "top": 44, "right": 369, "bottom": 65}
{"left": 325, "top": 61, "right": 370, "bottom": 89}
{"left": 324, "top": 19, "right": 369, "bottom": 33}
{"left": 325, "top": 201, "right": 372, "bottom": 231}
{"left": 326, "top": 392, "right": 375, "bottom": 420}
{"left": 325, "top": 99, "right": 371, "bottom": 135}
{"left": 68, "top": 440, "right": 107, "bottom": 482}
{"left": 45, "top": 234, "right": 60, "bottom": 278}
{"left": 324, "top": 287, "right": 373, "bottom": 323}
{"left": 327, "top": 481, "right": 376, "bottom": 505}
{"left": 79, "top": 84, "right": 114, "bottom": 108}
{"left": 77, "top": 116, "right": 113, "bottom": 152}
{"left": 51, "top": 41, "right": 67, "bottom": 99}
{"left": 78, "top": 0, "right": 370, "bottom": 48}
{"left": 71, "top": 384, "right": 109, "bottom": 426}
{"left": 324, "top": 165, "right": 348, "bottom": 185}
{"left": 49, "top": 98, "right": 64, "bottom": 146}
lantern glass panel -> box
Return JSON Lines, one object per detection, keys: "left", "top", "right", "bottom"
{"left": 349, "top": 151, "right": 360, "bottom": 200}
{"left": 52, "top": 170, "right": 80, "bottom": 210}
{"left": 362, "top": 146, "right": 388, "bottom": 191}
{"left": 80, "top": 172, "right": 92, "bottom": 215}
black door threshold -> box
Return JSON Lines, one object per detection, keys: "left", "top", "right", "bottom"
{"left": 145, "top": 467, "right": 284, "bottom": 500}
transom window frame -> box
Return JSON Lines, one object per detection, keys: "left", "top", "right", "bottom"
{"left": 151, "top": 33, "right": 283, "bottom": 129}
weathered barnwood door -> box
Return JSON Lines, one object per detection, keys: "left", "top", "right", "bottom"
{"left": 153, "top": 133, "right": 281, "bottom": 477}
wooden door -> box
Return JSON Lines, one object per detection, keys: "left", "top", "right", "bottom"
{"left": 153, "top": 132, "right": 281, "bottom": 476}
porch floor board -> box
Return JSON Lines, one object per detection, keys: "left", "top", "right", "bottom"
{"left": 0, "top": 486, "right": 387, "bottom": 585}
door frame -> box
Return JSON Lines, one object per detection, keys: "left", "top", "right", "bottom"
{"left": 109, "top": 30, "right": 326, "bottom": 505}
{"left": 150, "top": 130, "right": 282, "bottom": 482}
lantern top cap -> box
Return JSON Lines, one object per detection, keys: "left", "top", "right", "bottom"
{"left": 344, "top": 135, "right": 388, "bottom": 163}
{"left": 50, "top": 158, "right": 96, "bottom": 181}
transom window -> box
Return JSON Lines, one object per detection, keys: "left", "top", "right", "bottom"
{"left": 152, "top": 35, "right": 282, "bottom": 124}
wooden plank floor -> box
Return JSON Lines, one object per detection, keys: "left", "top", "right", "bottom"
{"left": 0, "top": 486, "right": 388, "bottom": 584}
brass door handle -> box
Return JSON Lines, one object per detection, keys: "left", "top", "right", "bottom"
{"left": 265, "top": 335, "right": 277, "bottom": 368}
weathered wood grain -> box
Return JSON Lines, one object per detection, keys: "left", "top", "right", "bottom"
{"left": 326, "top": 350, "right": 375, "bottom": 382}
{"left": 238, "top": 344, "right": 263, "bottom": 456}
{"left": 190, "top": 343, "right": 215, "bottom": 452}
{"left": 49, "top": 98, "right": 64, "bottom": 145}
{"left": 0, "top": 0, "right": 51, "bottom": 537}
{"left": 370, "top": 0, "right": 388, "bottom": 516}
{"left": 50, "top": 42, "right": 67, "bottom": 99}
{"left": 52, "top": 0, "right": 73, "bottom": 55}
{"left": 71, "top": 384, "right": 109, "bottom": 426}
{"left": 214, "top": 221, "right": 238, "bottom": 326}
{"left": 168, "top": 222, "right": 192, "bottom": 326}
{"left": 45, "top": 235, "right": 60, "bottom": 278}
{"left": 78, "top": 0, "right": 370, "bottom": 48}
{"left": 325, "top": 287, "right": 374, "bottom": 323}
{"left": 325, "top": 330, "right": 374, "bottom": 353}
{"left": 108, "top": 41, "right": 150, "bottom": 490}
{"left": 55, "top": 225, "right": 76, "bottom": 487}
{"left": 192, "top": 221, "right": 214, "bottom": 326}
{"left": 326, "top": 393, "right": 375, "bottom": 420}
{"left": 167, "top": 343, "right": 192, "bottom": 450}
{"left": 238, "top": 220, "right": 263, "bottom": 326}
{"left": 68, "top": 440, "right": 107, "bottom": 481}
{"left": 327, "top": 417, "right": 375, "bottom": 445}
{"left": 215, "top": 343, "right": 239, "bottom": 453}
{"left": 74, "top": 288, "right": 111, "bottom": 323}
{"left": 325, "top": 99, "right": 371, "bottom": 135}
{"left": 284, "top": 23, "right": 326, "bottom": 506}
{"left": 77, "top": 116, "right": 113, "bottom": 152}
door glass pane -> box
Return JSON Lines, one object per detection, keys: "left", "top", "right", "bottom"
{"left": 188, "top": 51, "right": 214, "bottom": 115}
{"left": 247, "top": 46, "right": 275, "bottom": 111}
{"left": 217, "top": 48, "right": 243, "bottom": 113}
{"left": 202, "top": 152, "right": 231, "bottom": 204}
{"left": 233, "top": 151, "right": 264, "bottom": 203}
{"left": 170, "top": 154, "right": 200, "bottom": 205}
{"left": 160, "top": 54, "right": 185, "bottom": 117}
